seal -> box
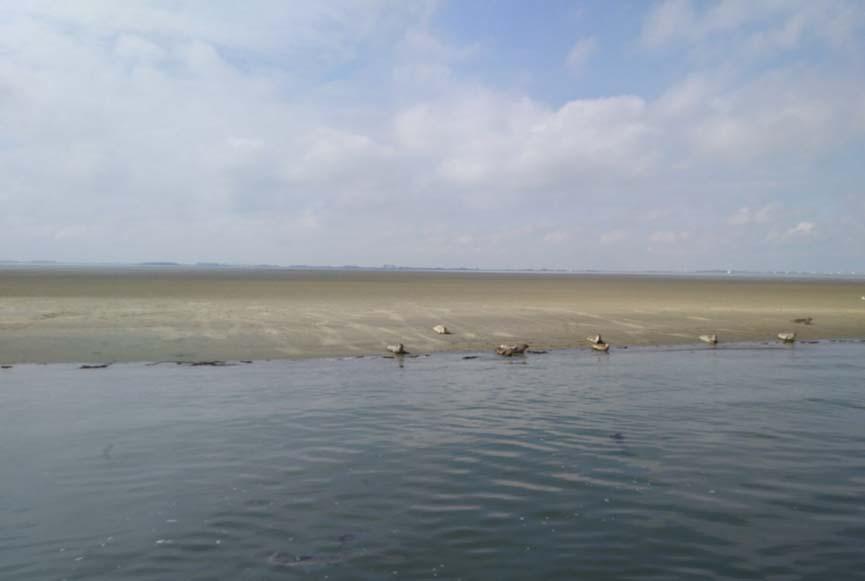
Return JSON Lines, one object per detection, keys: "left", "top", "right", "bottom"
{"left": 386, "top": 343, "right": 408, "bottom": 355}
{"left": 496, "top": 343, "right": 528, "bottom": 356}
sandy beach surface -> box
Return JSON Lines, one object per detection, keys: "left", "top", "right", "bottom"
{"left": 1, "top": 267, "right": 864, "bottom": 364}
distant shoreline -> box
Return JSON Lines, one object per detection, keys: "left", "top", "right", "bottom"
{"left": 1, "top": 269, "right": 864, "bottom": 364}
{"left": 2, "top": 262, "right": 864, "bottom": 282}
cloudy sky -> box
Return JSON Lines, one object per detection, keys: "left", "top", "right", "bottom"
{"left": 1, "top": 1, "right": 864, "bottom": 271}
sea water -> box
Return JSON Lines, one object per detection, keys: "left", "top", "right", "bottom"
{"left": 1, "top": 343, "right": 864, "bottom": 580}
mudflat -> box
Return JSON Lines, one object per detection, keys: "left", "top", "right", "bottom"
{"left": 1, "top": 267, "right": 863, "bottom": 364}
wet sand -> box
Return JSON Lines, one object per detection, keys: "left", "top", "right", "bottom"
{"left": 1, "top": 267, "right": 864, "bottom": 364}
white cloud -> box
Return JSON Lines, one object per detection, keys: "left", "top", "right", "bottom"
{"left": 392, "top": 28, "right": 479, "bottom": 90}
{"left": 9, "top": 1, "right": 435, "bottom": 67}
{"left": 748, "top": 12, "right": 808, "bottom": 55}
{"left": 766, "top": 220, "right": 818, "bottom": 243}
{"left": 0, "top": 1, "right": 862, "bottom": 271}
{"left": 649, "top": 230, "right": 690, "bottom": 244}
{"left": 661, "top": 68, "right": 865, "bottom": 164}
{"left": 114, "top": 35, "right": 167, "bottom": 63}
{"left": 543, "top": 230, "right": 571, "bottom": 244}
{"left": 642, "top": 0, "right": 865, "bottom": 57}
{"left": 394, "top": 91, "right": 653, "bottom": 199}
{"left": 728, "top": 205, "right": 775, "bottom": 225}
{"left": 786, "top": 221, "right": 816, "bottom": 237}
{"left": 642, "top": 0, "right": 695, "bottom": 47}
{"left": 654, "top": 74, "right": 721, "bottom": 118}
{"left": 600, "top": 230, "right": 629, "bottom": 245}
{"left": 565, "top": 37, "right": 597, "bottom": 71}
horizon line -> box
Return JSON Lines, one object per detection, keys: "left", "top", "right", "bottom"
{"left": 1, "top": 260, "right": 863, "bottom": 278}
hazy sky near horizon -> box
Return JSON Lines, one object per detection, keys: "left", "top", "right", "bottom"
{"left": 1, "top": 1, "right": 864, "bottom": 271}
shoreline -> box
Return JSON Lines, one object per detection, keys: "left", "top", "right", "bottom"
{"left": 2, "top": 269, "right": 864, "bottom": 365}
{"left": 1, "top": 337, "right": 864, "bottom": 368}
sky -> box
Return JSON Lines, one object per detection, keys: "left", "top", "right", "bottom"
{"left": 1, "top": 0, "right": 864, "bottom": 272}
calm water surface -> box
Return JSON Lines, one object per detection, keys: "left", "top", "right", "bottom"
{"left": 2, "top": 343, "right": 864, "bottom": 580}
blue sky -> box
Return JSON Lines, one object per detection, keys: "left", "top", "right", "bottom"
{"left": 1, "top": 1, "right": 864, "bottom": 271}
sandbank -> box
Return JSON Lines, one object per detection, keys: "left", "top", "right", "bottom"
{"left": 1, "top": 267, "right": 864, "bottom": 364}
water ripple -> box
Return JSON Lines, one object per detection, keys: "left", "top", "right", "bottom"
{"left": 1, "top": 344, "right": 864, "bottom": 579}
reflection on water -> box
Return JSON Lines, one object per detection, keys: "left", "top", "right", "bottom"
{"left": 2, "top": 343, "right": 864, "bottom": 580}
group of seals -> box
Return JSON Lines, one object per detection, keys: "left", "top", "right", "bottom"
{"left": 384, "top": 324, "right": 448, "bottom": 356}
{"left": 384, "top": 321, "right": 809, "bottom": 358}
{"left": 701, "top": 332, "right": 800, "bottom": 345}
